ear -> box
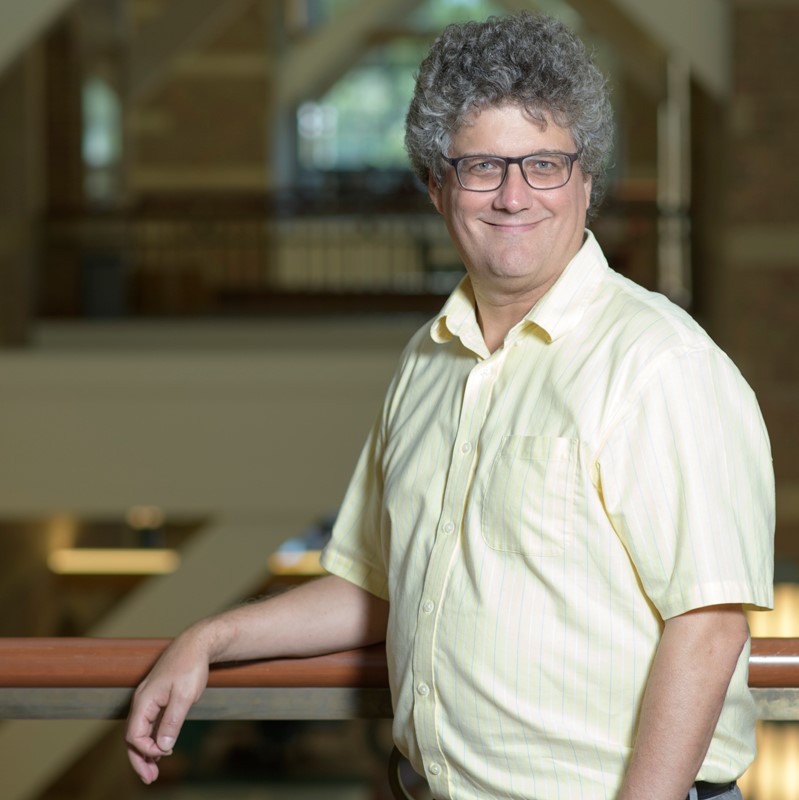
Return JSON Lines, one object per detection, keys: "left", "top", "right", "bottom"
{"left": 583, "top": 175, "right": 592, "bottom": 209}
{"left": 427, "top": 174, "right": 444, "bottom": 215}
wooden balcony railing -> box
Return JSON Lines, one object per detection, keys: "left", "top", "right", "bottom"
{"left": 0, "top": 638, "right": 391, "bottom": 720}
{"left": 1, "top": 638, "right": 798, "bottom": 721}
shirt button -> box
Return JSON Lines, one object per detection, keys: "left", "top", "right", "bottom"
{"left": 442, "top": 521, "right": 454, "bottom": 534}
{"left": 422, "top": 600, "right": 435, "bottom": 613}
{"left": 417, "top": 683, "right": 430, "bottom": 696}
{"left": 461, "top": 441, "right": 472, "bottom": 454}
{"left": 429, "top": 763, "right": 442, "bottom": 775}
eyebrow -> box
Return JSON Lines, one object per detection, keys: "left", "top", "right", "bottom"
{"left": 456, "top": 149, "right": 576, "bottom": 157}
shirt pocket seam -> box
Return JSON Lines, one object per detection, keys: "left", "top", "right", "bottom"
{"left": 481, "top": 434, "right": 578, "bottom": 556}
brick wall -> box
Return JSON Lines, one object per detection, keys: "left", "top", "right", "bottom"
{"left": 719, "top": 1, "right": 799, "bottom": 564}
{"left": 129, "top": 0, "right": 271, "bottom": 194}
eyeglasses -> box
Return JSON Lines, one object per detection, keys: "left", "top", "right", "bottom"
{"left": 442, "top": 151, "right": 580, "bottom": 192}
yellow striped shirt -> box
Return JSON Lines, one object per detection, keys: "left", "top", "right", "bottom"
{"left": 321, "top": 231, "right": 774, "bottom": 800}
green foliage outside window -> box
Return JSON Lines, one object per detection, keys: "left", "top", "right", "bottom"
{"left": 298, "top": 0, "right": 508, "bottom": 172}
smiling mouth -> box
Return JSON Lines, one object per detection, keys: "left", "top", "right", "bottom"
{"left": 486, "top": 219, "right": 543, "bottom": 231}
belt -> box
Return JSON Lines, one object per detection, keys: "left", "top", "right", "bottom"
{"left": 428, "top": 781, "right": 736, "bottom": 800}
{"left": 426, "top": 779, "right": 736, "bottom": 800}
{"left": 690, "top": 781, "right": 736, "bottom": 800}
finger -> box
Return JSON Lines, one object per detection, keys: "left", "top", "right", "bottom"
{"left": 127, "top": 747, "right": 160, "bottom": 784}
{"left": 153, "top": 691, "right": 196, "bottom": 753}
{"left": 126, "top": 693, "right": 168, "bottom": 755}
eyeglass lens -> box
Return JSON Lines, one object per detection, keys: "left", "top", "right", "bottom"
{"left": 456, "top": 154, "right": 573, "bottom": 191}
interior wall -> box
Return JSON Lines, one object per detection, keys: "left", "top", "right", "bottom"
{"left": 0, "top": 320, "right": 419, "bottom": 521}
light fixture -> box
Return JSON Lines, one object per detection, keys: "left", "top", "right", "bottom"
{"left": 47, "top": 547, "right": 181, "bottom": 575}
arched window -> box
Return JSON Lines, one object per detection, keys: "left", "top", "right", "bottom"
{"left": 81, "top": 76, "right": 122, "bottom": 204}
{"left": 296, "top": 0, "right": 510, "bottom": 175}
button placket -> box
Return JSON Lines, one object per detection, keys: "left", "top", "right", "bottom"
{"left": 410, "top": 357, "right": 499, "bottom": 790}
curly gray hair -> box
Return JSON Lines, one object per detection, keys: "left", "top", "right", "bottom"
{"left": 405, "top": 13, "right": 614, "bottom": 212}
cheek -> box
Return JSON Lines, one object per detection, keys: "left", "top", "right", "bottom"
{"left": 460, "top": 194, "right": 494, "bottom": 219}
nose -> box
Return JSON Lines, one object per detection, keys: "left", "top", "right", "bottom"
{"left": 494, "top": 162, "right": 534, "bottom": 211}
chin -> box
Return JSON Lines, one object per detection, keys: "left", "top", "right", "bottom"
{"left": 488, "top": 261, "right": 542, "bottom": 281}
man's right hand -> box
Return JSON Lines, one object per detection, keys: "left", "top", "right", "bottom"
{"left": 125, "top": 630, "right": 211, "bottom": 784}
{"left": 123, "top": 575, "right": 390, "bottom": 783}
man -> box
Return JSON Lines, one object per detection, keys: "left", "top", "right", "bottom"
{"left": 126, "top": 14, "right": 774, "bottom": 800}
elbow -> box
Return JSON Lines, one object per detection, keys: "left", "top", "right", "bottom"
{"left": 701, "top": 605, "right": 750, "bottom": 666}
{"left": 729, "top": 611, "right": 751, "bottom": 659}
{"left": 670, "top": 604, "right": 750, "bottom": 666}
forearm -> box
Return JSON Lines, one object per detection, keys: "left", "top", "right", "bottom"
{"left": 617, "top": 605, "right": 749, "bottom": 800}
{"left": 187, "top": 574, "right": 389, "bottom": 665}
{"left": 126, "top": 573, "right": 388, "bottom": 783}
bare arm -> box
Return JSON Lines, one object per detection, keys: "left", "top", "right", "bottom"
{"left": 125, "top": 574, "right": 388, "bottom": 784}
{"left": 617, "top": 604, "right": 749, "bottom": 800}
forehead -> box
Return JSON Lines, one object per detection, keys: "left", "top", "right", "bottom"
{"left": 450, "top": 104, "right": 576, "bottom": 155}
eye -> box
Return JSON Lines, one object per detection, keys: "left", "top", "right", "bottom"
{"left": 465, "top": 158, "right": 503, "bottom": 175}
{"left": 528, "top": 158, "right": 558, "bottom": 171}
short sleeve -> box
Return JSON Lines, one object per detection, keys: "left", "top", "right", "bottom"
{"left": 596, "top": 346, "right": 774, "bottom": 619}
{"left": 320, "top": 414, "right": 390, "bottom": 601}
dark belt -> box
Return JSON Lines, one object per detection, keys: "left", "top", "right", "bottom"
{"left": 689, "top": 781, "right": 736, "bottom": 800}
{"left": 428, "top": 779, "right": 737, "bottom": 800}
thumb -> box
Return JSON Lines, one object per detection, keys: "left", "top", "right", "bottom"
{"left": 155, "top": 692, "right": 194, "bottom": 752}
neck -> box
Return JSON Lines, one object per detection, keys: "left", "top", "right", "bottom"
{"left": 473, "top": 277, "right": 555, "bottom": 353}
{"left": 475, "top": 293, "right": 538, "bottom": 353}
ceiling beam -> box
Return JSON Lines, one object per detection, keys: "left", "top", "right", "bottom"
{"left": 499, "top": 0, "right": 731, "bottom": 102}
{"left": 498, "top": 0, "right": 666, "bottom": 101}
{"left": 0, "top": 0, "right": 74, "bottom": 77}
{"left": 606, "top": 0, "right": 731, "bottom": 100}
{"left": 276, "top": 0, "right": 426, "bottom": 109}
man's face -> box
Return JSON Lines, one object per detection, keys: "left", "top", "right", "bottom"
{"left": 428, "top": 104, "right": 591, "bottom": 304}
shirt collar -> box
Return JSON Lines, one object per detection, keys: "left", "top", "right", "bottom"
{"left": 430, "top": 229, "right": 608, "bottom": 349}
{"left": 430, "top": 277, "right": 487, "bottom": 354}
{"left": 523, "top": 229, "right": 608, "bottom": 343}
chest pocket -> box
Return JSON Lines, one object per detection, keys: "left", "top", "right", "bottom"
{"left": 481, "top": 435, "right": 577, "bottom": 556}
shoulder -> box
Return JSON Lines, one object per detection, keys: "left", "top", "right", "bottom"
{"left": 378, "top": 316, "right": 445, "bottom": 418}
{"left": 592, "top": 269, "right": 711, "bottom": 356}
{"left": 586, "top": 268, "right": 746, "bottom": 387}
{"left": 393, "top": 317, "right": 440, "bottom": 374}
{"left": 581, "top": 268, "right": 760, "bottom": 427}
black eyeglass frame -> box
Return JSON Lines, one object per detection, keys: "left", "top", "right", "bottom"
{"left": 442, "top": 151, "right": 581, "bottom": 192}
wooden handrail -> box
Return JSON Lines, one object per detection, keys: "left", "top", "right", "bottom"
{"left": 0, "top": 639, "right": 389, "bottom": 689}
{"left": 749, "top": 638, "right": 799, "bottom": 688}
{"left": 0, "top": 637, "right": 797, "bottom": 689}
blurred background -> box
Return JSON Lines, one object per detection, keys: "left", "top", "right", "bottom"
{"left": 0, "top": 0, "right": 797, "bottom": 798}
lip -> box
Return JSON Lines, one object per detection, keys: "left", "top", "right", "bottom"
{"left": 484, "top": 219, "right": 543, "bottom": 233}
